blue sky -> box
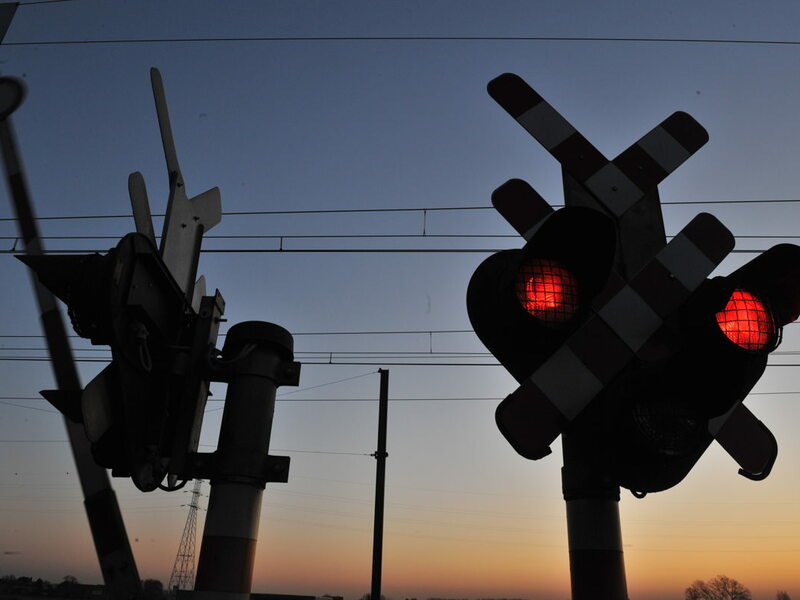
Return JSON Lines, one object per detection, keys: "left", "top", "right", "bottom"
{"left": 2, "top": 2, "right": 800, "bottom": 599}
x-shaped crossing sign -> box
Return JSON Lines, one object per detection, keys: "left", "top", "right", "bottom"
{"left": 469, "top": 73, "right": 782, "bottom": 492}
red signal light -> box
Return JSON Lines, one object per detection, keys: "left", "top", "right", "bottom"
{"left": 516, "top": 258, "right": 579, "bottom": 323}
{"left": 715, "top": 289, "right": 776, "bottom": 351}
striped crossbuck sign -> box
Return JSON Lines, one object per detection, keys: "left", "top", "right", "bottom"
{"left": 484, "top": 73, "right": 778, "bottom": 482}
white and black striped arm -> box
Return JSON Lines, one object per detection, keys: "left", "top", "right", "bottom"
{"left": 488, "top": 73, "right": 708, "bottom": 218}
{"left": 709, "top": 402, "right": 778, "bottom": 480}
{"left": 496, "top": 213, "right": 734, "bottom": 459}
{"left": 490, "top": 178, "right": 554, "bottom": 241}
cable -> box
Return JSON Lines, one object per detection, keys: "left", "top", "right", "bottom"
{"left": 0, "top": 246, "right": 775, "bottom": 254}
{"left": 6, "top": 35, "right": 800, "bottom": 47}
{"left": 5, "top": 233, "right": 800, "bottom": 242}
{"left": 0, "top": 206, "right": 487, "bottom": 222}
{"left": 4, "top": 356, "right": 800, "bottom": 367}
{"left": 0, "top": 329, "right": 473, "bottom": 340}
{"left": 0, "top": 399, "right": 57, "bottom": 413}
{"left": 0, "top": 439, "right": 72, "bottom": 443}
{"left": 17, "top": 0, "right": 75, "bottom": 6}
{"left": 0, "top": 439, "right": 372, "bottom": 456}
{"left": 203, "top": 397, "right": 500, "bottom": 413}
{"left": 0, "top": 349, "right": 484, "bottom": 356}
{"left": 0, "top": 247, "right": 544, "bottom": 254}
{"left": 0, "top": 356, "right": 498, "bottom": 366}
{"left": 296, "top": 329, "right": 472, "bottom": 336}
{"left": 276, "top": 370, "right": 378, "bottom": 396}
{"left": 8, "top": 348, "right": 800, "bottom": 358}
{"left": 0, "top": 234, "right": 521, "bottom": 241}
{"left": 3, "top": 197, "right": 800, "bottom": 223}
{"left": 270, "top": 449, "right": 371, "bottom": 456}
{"left": 18, "top": 0, "right": 76, "bottom": 5}
{"left": 5, "top": 392, "right": 794, "bottom": 404}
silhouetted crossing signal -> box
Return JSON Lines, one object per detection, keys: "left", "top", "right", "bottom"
{"left": 611, "top": 244, "right": 800, "bottom": 492}
{"left": 467, "top": 179, "right": 616, "bottom": 391}
{"left": 20, "top": 232, "right": 197, "bottom": 491}
{"left": 472, "top": 72, "right": 800, "bottom": 493}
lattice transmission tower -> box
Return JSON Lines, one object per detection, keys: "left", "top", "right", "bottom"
{"left": 168, "top": 479, "right": 203, "bottom": 594}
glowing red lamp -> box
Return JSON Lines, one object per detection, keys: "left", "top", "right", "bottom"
{"left": 516, "top": 258, "right": 579, "bottom": 323}
{"left": 715, "top": 289, "right": 776, "bottom": 351}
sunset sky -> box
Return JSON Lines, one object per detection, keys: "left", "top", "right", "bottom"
{"left": 1, "top": 1, "right": 800, "bottom": 599}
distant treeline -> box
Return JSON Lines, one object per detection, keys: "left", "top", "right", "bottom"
{"left": 0, "top": 575, "right": 166, "bottom": 600}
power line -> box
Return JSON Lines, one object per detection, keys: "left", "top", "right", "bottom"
{"left": 4, "top": 391, "right": 798, "bottom": 404}
{"left": 0, "top": 246, "right": 775, "bottom": 254}
{"left": 0, "top": 206, "right": 487, "bottom": 222}
{"left": 6, "top": 35, "right": 800, "bottom": 47}
{"left": 0, "top": 234, "right": 521, "bottom": 240}
{"left": 2, "top": 233, "right": 800, "bottom": 244}
{"left": 0, "top": 247, "right": 559, "bottom": 254}
{"left": 0, "top": 390, "right": 800, "bottom": 406}
{"left": 0, "top": 350, "right": 489, "bottom": 357}
{"left": 0, "top": 329, "right": 474, "bottom": 339}
{"left": 0, "top": 399, "right": 57, "bottom": 412}
{"left": 277, "top": 370, "right": 379, "bottom": 396}
{"left": 9, "top": 348, "right": 800, "bottom": 359}
{"left": 2, "top": 356, "right": 800, "bottom": 367}
{"left": 0, "top": 439, "right": 72, "bottom": 442}
{"left": 0, "top": 439, "right": 371, "bottom": 456}
{"left": 17, "top": 0, "right": 76, "bottom": 5}
{"left": 2, "top": 198, "right": 800, "bottom": 223}
{"left": 271, "top": 449, "right": 371, "bottom": 456}
{"left": 2, "top": 321, "right": 798, "bottom": 339}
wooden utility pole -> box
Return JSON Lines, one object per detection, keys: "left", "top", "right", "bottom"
{"left": 370, "top": 369, "right": 389, "bottom": 600}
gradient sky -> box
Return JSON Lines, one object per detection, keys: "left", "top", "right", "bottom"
{"left": 1, "top": 1, "right": 800, "bottom": 599}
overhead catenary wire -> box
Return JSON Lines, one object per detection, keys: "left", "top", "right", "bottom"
{"left": 2, "top": 355, "right": 800, "bottom": 367}
{"left": 0, "top": 247, "right": 778, "bottom": 254}
{"left": 17, "top": 0, "right": 76, "bottom": 5}
{"left": 4, "top": 392, "right": 795, "bottom": 407}
{"left": 0, "top": 395, "right": 501, "bottom": 403}
{"left": 8, "top": 348, "right": 800, "bottom": 358}
{"left": 3, "top": 233, "right": 800, "bottom": 241}
{"left": 0, "top": 439, "right": 371, "bottom": 456}
{"left": 3, "top": 198, "right": 800, "bottom": 223}
{"left": 6, "top": 34, "right": 800, "bottom": 46}
{"left": 0, "top": 218, "right": 789, "bottom": 255}
{"left": 1, "top": 203, "right": 796, "bottom": 256}
{"left": 0, "top": 329, "right": 475, "bottom": 338}
{"left": 276, "top": 370, "right": 379, "bottom": 396}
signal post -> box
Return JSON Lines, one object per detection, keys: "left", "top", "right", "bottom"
{"left": 195, "top": 322, "right": 298, "bottom": 600}
{"left": 0, "top": 77, "right": 142, "bottom": 600}
{"left": 468, "top": 73, "right": 800, "bottom": 598}
{"left": 561, "top": 426, "right": 626, "bottom": 599}
{"left": 4, "top": 70, "right": 299, "bottom": 596}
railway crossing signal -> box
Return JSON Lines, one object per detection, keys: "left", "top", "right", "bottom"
{"left": 20, "top": 232, "right": 197, "bottom": 489}
{"left": 612, "top": 243, "right": 800, "bottom": 492}
{"left": 469, "top": 73, "right": 800, "bottom": 493}
{"left": 16, "top": 69, "right": 295, "bottom": 495}
{"left": 16, "top": 69, "right": 225, "bottom": 492}
{"left": 470, "top": 72, "right": 800, "bottom": 599}
{"left": 7, "top": 67, "right": 301, "bottom": 600}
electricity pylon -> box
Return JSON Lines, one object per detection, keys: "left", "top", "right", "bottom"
{"left": 168, "top": 479, "right": 203, "bottom": 594}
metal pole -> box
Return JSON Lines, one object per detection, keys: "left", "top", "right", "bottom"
{"left": 370, "top": 369, "right": 389, "bottom": 600}
{"left": 0, "top": 86, "right": 141, "bottom": 600}
{"left": 561, "top": 425, "right": 628, "bottom": 600}
{"left": 194, "top": 322, "right": 297, "bottom": 600}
